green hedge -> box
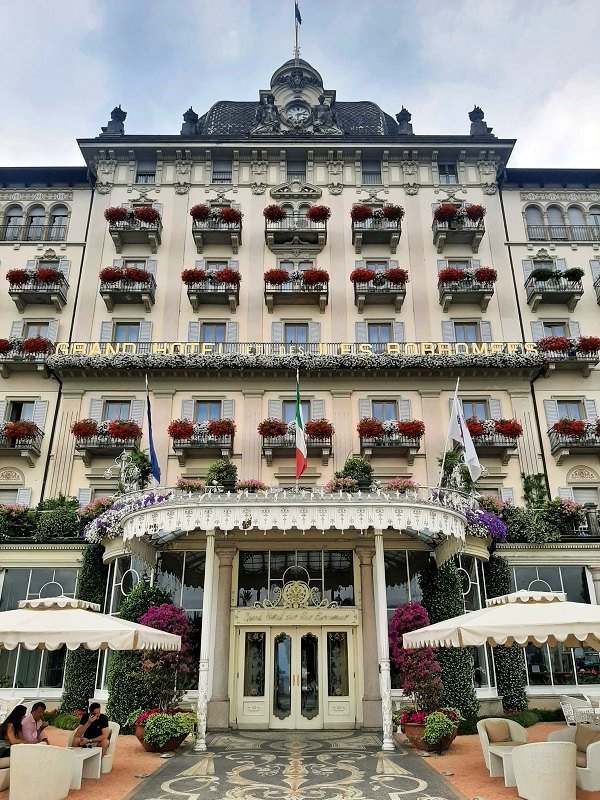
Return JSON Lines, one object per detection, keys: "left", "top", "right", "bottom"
{"left": 458, "top": 707, "right": 565, "bottom": 735}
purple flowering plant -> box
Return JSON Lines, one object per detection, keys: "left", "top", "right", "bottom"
{"left": 465, "top": 509, "right": 508, "bottom": 543}
{"left": 83, "top": 491, "right": 172, "bottom": 543}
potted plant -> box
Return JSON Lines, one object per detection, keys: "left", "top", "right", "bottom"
{"left": 438, "top": 266, "right": 467, "bottom": 283}
{"left": 21, "top": 337, "right": 53, "bottom": 355}
{"left": 189, "top": 204, "right": 211, "bottom": 221}
{"left": 104, "top": 207, "right": 128, "bottom": 223}
{"left": 474, "top": 267, "right": 497, "bottom": 283}
{"left": 530, "top": 267, "right": 556, "bottom": 281}
{"left": 207, "top": 418, "right": 236, "bottom": 437}
{"left": 219, "top": 207, "right": 243, "bottom": 225}
{"left": 3, "top": 420, "right": 37, "bottom": 441}
{"left": 235, "top": 479, "right": 267, "bottom": 492}
{"left": 263, "top": 205, "right": 287, "bottom": 222}
{"left": 562, "top": 267, "right": 584, "bottom": 282}
{"left": 133, "top": 206, "right": 161, "bottom": 224}
{"left": 123, "top": 267, "right": 150, "bottom": 283}
{"left": 107, "top": 419, "right": 141, "bottom": 440}
{"left": 70, "top": 419, "right": 99, "bottom": 438}
{"left": 214, "top": 267, "right": 241, "bottom": 285}
{"left": 464, "top": 204, "right": 486, "bottom": 222}
{"left": 466, "top": 417, "right": 484, "bottom": 438}
{"left": 553, "top": 419, "right": 586, "bottom": 437}
{"left": 206, "top": 458, "right": 238, "bottom": 490}
{"left": 381, "top": 204, "right": 404, "bottom": 221}
{"left": 264, "top": 268, "right": 290, "bottom": 285}
{"left": 99, "top": 266, "right": 124, "bottom": 283}
{"left": 350, "top": 267, "right": 377, "bottom": 284}
{"left": 326, "top": 476, "right": 359, "bottom": 493}
{"left": 350, "top": 204, "right": 373, "bottom": 223}
{"left": 578, "top": 336, "right": 600, "bottom": 353}
{"left": 494, "top": 419, "right": 523, "bottom": 439}
{"left": 6, "top": 269, "right": 30, "bottom": 285}
{"left": 356, "top": 417, "right": 384, "bottom": 439}
{"left": 396, "top": 419, "right": 425, "bottom": 438}
{"left": 35, "top": 266, "right": 62, "bottom": 284}
{"left": 257, "top": 418, "right": 287, "bottom": 438}
{"left": 302, "top": 268, "right": 329, "bottom": 286}
{"left": 433, "top": 204, "right": 459, "bottom": 223}
{"left": 384, "top": 268, "right": 409, "bottom": 285}
{"left": 341, "top": 456, "right": 373, "bottom": 488}
{"left": 168, "top": 419, "right": 194, "bottom": 439}
{"left": 130, "top": 709, "right": 196, "bottom": 753}
{"left": 176, "top": 478, "right": 206, "bottom": 492}
{"left": 305, "top": 419, "right": 334, "bottom": 438}
{"left": 386, "top": 478, "right": 419, "bottom": 492}
{"left": 305, "top": 205, "right": 331, "bottom": 222}
{"left": 181, "top": 268, "right": 207, "bottom": 285}
{"left": 0, "top": 339, "right": 12, "bottom": 355}
{"left": 536, "top": 336, "right": 571, "bottom": 352}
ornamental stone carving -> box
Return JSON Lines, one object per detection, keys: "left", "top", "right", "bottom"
{"left": 520, "top": 191, "right": 600, "bottom": 202}
{"left": 250, "top": 159, "right": 268, "bottom": 176}
{"left": 0, "top": 469, "right": 22, "bottom": 483}
{"left": 251, "top": 182, "right": 267, "bottom": 195}
{"left": 174, "top": 183, "right": 190, "bottom": 195}
{"left": 0, "top": 191, "right": 73, "bottom": 201}
{"left": 400, "top": 160, "right": 418, "bottom": 176}
{"left": 255, "top": 580, "right": 338, "bottom": 609}
{"left": 327, "top": 183, "right": 343, "bottom": 195}
{"left": 270, "top": 180, "right": 321, "bottom": 200}
{"left": 251, "top": 94, "right": 281, "bottom": 135}
{"left": 97, "top": 159, "right": 117, "bottom": 177}
{"left": 404, "top": 182, "right": 419, "bottom": 195}
{"left": 482, "top": 183, "right": 498, "bottom": 195}
{"left": 568, "top": 466, "right": 599, "bottom": 482}
{"left": 95, "top": 183, "right": 112, "bottom": 195}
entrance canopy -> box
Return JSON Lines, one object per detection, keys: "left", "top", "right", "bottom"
{"left": 0, "top": 596, "right": 181, "bottom": 651}
{"left": 402, "top": 590, "right": 600, "bottom": 651}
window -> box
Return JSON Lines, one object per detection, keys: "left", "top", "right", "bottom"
{"left": 123, "top": 259, "right": 146, "bottom": 270}
{"left": 367, "top": 323, "right": 392, "bottom": 353}
{"left": 26, "top": 205, "right": 45, "bottom": 241}
{"left": 447, "top": 259, "right": 470, "bottom": 271}
{"left": 462, "top": 400, "right": 488, "bottom": 420}
{"left": 2, "top": 205, "right": 23, "bottom": 241}
{"left": 113, "top": 322, "right": 140, "bottom": 343}
{"left": 135, "top": 162, "right": 156, "bottom": 184}
{"left": 547, "top": 205, "right": 567, "bottom": 240}
{"left": 201, "top": 323, "right": 226, "bottom": 343}
{"left": 525, "top": 205, "right": 545, "bottom": 239}
{"left": 280, "top": 260, "right": 313, "bottom": 273}
{"left": 542, "top": 322, "right": 567, "bottom": 337}
{"left": 194, "top": 401, "right": 222, "bottom": 422}
{"left": 362, "top": 160, "right": 381, "bottom": 185}
{"left": 372, "top": 400, "right": 397, "bottom": 421}
{"left": 286, "top": 160, "right": 306, "bottom": 181}
{"left": 438, "top": 164, "right": 458, "bottom": 185}
{"left": 103, "top": 400, "right": 131, "bottom": 421}
{"left": 284, "top": 323, "right": 308, "bottom": 344}
{"left": 8, "top": 401, "right": 35, "bottom": 422}
{"left": 49, "top": 205, "right": 68, "bottom": 241}
{"left": 557, "top": 400, "right": 583, "bottom": 420}
{"left": 454, "top": 322, "right": 479, "bottom": 343}
{"left": 212, "top": 159, "right": 232, "bottom": 184}
{"left": 205, "top": 260, "right": 227, "bottom": 273}
{"left": 282, "top": 400, "right": 310, "bottom": 424}
{"left": 573, "top": 488, "right": 599, "bottom": 506}
{"left": 365, "top": 260, "right": 388, "bottom": 271}
{"left": 0, "top": 490, "right": 18, "bottom": 504}
{"left": 590, "top": 206, "right": 600, "bottom": 228}
{"left": 23, "top": 322, "right": 50, "bottom": 339}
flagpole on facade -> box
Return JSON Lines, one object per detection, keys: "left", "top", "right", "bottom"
{"left": 294, "top": 0, "right": 301, "bottom": 67}
{"left": 437, "top": 377, "right": 460, "bottom": 488}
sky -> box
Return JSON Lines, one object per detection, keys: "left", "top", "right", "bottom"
{"left": 1, "top": 0, "right": 598, "bottom": 169}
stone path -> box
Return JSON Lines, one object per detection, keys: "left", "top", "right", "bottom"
{"left": 126, "top": 730, "right": 466, "bottom": 800}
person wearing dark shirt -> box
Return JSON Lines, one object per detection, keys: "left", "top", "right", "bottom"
{"left": 72, "top": 703, "right": 109, "bottom": 755}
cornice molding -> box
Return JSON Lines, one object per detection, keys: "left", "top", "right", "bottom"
{"left": 520, "top": 190, "right": 600, "bottom": 202}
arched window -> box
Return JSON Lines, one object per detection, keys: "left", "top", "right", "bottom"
{"left": 297, "top": 202, "right": 311, "bottom": 229}
{"left": 590, "top": 205, "right": 600, "bottom": 236}
{"left": 281, "top": 203, "right": 294, "bottom": 229}
{"left": 26, "top": 205, "right": 45, "bottom": 241}
{"left": 524, "top": 205, "right": 544, "bottom": 240}
{"left": 567, "top": 206, "right": 586, "bottom": 240}
{"left": 49, "top": 205, "right": 68, "bottom": 241}
{"left": 547, "top": 205, "right": 567, "bottom": 240}
{"left": 2, "top": 204, "right": 23, "bottom": 241}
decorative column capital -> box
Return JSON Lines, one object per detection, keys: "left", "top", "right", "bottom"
{"left": 216, "top": 547, "right": 237, "bottom": 567}
{"left": 355, "top": 547, "right": 375, "bottom": 566}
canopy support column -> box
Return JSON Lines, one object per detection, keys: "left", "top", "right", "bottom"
{"left": 194, "top": 528, "right": 216, "bottom": 752}
{"left": 373, "top": 529, "right": 394, "bottom": 751}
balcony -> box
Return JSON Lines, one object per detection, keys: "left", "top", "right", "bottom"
{"left": 100, "top": 275, "right": 156, "bottom": 312}
{"left": 351, "top": 218, "right": 401, "bottom": 254}
{"left": 192, "top": 218, "right": 241, "bottom": 254}
{"left": 8, "top": 277, "right": 68, "bottom": 312}
{"left": 548, "top": 428, "right": 600, "bottom": 465}
{"left": 0, "top": 225, "right": 67, "bottom": 243}
{"left": 74, "top": 435, "right": 141, "bottom": 467}
{"left": 438, "top": 277, "right": 494, "bottom": 313}
{"left": 264, "top": 214, "right": 327, "bottom": 254}
{"left": 525, "top": 275, "right": 583, "bottom": 311}
{"left": 0, "top": 426, "right": 43, "bottom": 467}
{"left": 108, "top": 218, "right": 162, "bottom": 254}
{"left": 359, "top": 431, "right": 421, "bottom": 464}
{"left": 541, "top": 348, "right": 600, "bottom": 378}
{"left": 261, "top": 433, "right": 332, "bottom": 467}
{"left": 172, "top": 433, "right": 233, "bottom": 465}
{"left": 186, "top": 280, "right": 239, "bottom": 313}
{"left": 0, "top": 350, "right": 50, "bottom": 379}
{"left": 353, "top": 280, "right": 406, "bottom": 313}
{"left": 471, "top": 432, "right": 518, "bottom": 465}
{"left": 527, "top": 225, "right": 600, "bottom": 243}
{"left": 432, "top": 218, "right": 485, "bottom": 254}
{"left": 264, "top": 281, "right": 328, "bottom": 314}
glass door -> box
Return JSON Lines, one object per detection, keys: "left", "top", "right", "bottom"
{"left": 270, "top": 627, "right": 324, "bottom": 729}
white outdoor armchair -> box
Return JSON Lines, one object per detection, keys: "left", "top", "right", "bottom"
{"left": 8, "top": 744, "right": 73, "bottom": 800}
{"left": 559, "top": 694, "right": 597, "bottom": 726}
{"left": 548, "top": 724, "right": 600, "bottom": 791}
{"left": 477, "top": 717, "right": 528, "bottom": 773}
{"left": 512, "top": 741, "right": 576, "bottom": 800}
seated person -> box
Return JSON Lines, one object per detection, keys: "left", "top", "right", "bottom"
{"left": 21, "top": 701, "right": 50, "bottom": 744}
{"left": 72, "top": 703, "right": 110, "bottom": 755}
{"left": 0, "top": 704, "right": 27, "bottom": 757}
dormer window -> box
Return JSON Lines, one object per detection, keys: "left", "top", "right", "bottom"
{"left": 362, "top": 160, "right": 381, "bottom": 185}
{"left": 212, "top": 159, "right": 232, "bottom": 184}
{"left": 438, "top": 164, "right": 458, "bottom": 185}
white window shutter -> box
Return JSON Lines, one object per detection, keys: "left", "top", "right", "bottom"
{"left": 489, "top": 398, "right": 502, "bottom": 419}
{"left": 480, "top": 321, "right": 493, "bottom": 342}
{"left": 311, "top": 399, "right": 325, "bottom": 420}
{"left": 228, "top": 260, "right": 239, "bottom": 272}
{"left": 569, "top": 321, "right": 581, "bottom": 339}
{"left": 437, "top": 259, "right": 448, "bottom": 272}
{"left": 130, "top": 399, "right": 143, "bottom": 425}
{"left": 441, "top": 321, "right": 456, "bottom": 342}
{"left": 500, "top": 487, "right": 515, "bottom": 504}
{"left": 112, "top": 258, "right": 123, "bottom": 268}
{"left": 398, "top": 399, "right": 411, "bottom": 420}
{"left": 226, "top": 322, "right": 239, "bottom": 343}
{"left": 0, "top": 401, "right": 6, "bottom": 421}
{"left": 355, "top": 259, "right": 366, "bottom": 269}
{"left": 32, "top": 400, "right": 48, "bottom": 430}
{"left": 308, "top": 322, "right": 320, "bottom": 344}
{"left": 543, "top": 399, "right": 560, "bottom": 428}
{"left": 152, "top": 202, "right": 163, "bottom": 215}
{"left": 555, "top": 258, "right": 567, "bottom": 271}
{"left": 58, "top": 259, "right": 71, "bottom": 280}
{"left": 47, "top": 320, "right": 59, "bottom": 342}
{"left": 268, "top": 399, "right": 283, "bottom": 419}
{"left": 530, "top": 322, "right": 545, "bottom": 341}
{"left": 590, "top": 260, "right": 600, "bottom": 282}
{"left": 16, "top": 488, "right": 31, "bottom": 507}
{"left": 392, "top": 322, "right": 405, "bottom": 342}
{"left": 471, "top": 259, "right": 481, "bottom": 270}
{"left": 195, "top": 259, "right": 205, "bottom": 270}
{"left": 100, "top": 322, "right": 113, "bottom": 342}
{"left": 272, "top": 322, "right": 284, "bottom": 344}
{"left": 77, "top": 488, "right": 92, "bottom": 508}
{"left": 358, "top": 398, "right": 372, "bottom": 419}
{"left": 145, "top": 259, "right": 157, "bottom": 276}
{"left": 181, "top": 399, "right": 194, "bottom": 419}
{"left": 355, "top": 322, "right": 368, "bottom": 343}
{"left": 388, "top": 259, "right": 399, "bottom": 270}
{"left": 222, "top": 399, "right": 235, "bottom": 419}
{"left": 10, "top": 321, "right": 24, "bottom": 339}
{"left": 558, "top": 487, "right": 575, "bottom": 501}
{"left": 138, "top": 321, "right": 152, "bottom": 342}
{"left": 188, "top": 321, "right": 200, "bottom": 343}
{"left": 522, "top": 260, "right": 534, "bottom": 280}
{"left": 89, "top": 397, "right": 103, "bottom": 422}
{"left": 585, "top": 399, "right": 598, "bottom": 422}
{"left": 26, "top": 260, "right": 36, "bottom": 270}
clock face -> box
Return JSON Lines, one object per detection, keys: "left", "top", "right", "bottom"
{"left": 286, "top": 104, "right": 310, "bottom": 124}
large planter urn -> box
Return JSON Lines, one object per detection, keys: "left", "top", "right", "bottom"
{"left": 134, "top": 724, "right": 189, "bottom": 753}
{"left": 401, "top": 722, "right": 458, "bottom": 753}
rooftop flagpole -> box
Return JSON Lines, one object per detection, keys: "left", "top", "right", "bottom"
{"left": 294, "top": 0, "right": 302, "bottom": 67}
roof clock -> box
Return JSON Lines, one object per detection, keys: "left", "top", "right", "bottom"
{"left": 285, "top": 102, "right": 311, "bottom": 128}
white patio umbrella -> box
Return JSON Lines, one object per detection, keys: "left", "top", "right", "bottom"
{"left": 0, "top": 596, "right": 181, "bottom": 652}
{"left": 402, "top": 590, "right": 600, "bottom": 651}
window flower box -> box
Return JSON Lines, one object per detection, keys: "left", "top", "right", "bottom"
{"left": 133, "top": 206, "right": 161, "bottom": 224}
{"left": 526, "top": 267, "right": 583, "bottom": 311}
{"left": 0, "top": 421, "right": 43, "bottom": 464}
{"left": 99, "top": 266, "right": 124, "bottom": 283}
{"left": 302, "top": 268, "right": 329, "bottom": 286}
{"left": 215, "top": 268, "right": 241, "bottom": 285}
{"left": 305, "top": 205, "right": 331, "bottom": 222}
{"left": 264, "top": 268, "right": 328, "bottom": 312}
{"left": 326, "top": 477, "right": 358, "bottom": 493}
{"left": 473, "top": 267, "right": 497, "bottom": 283}
{"left": 21, "top": 337, "right": 53, "bottom": 355}
{"left": 438, "top": 267, "right": 467, "bottom": 283}
{"left": 562, "top": 267, "right": 585, "bottom": 282}
{"left": 350, "top": 205, "right": 373, "bottom": 223}
{"left": 189, "top": 205, "right": 211, "bottom": 221}
{"left": 99, "top": 268, "right": 156, "bottom": 311}
{"left": 207, "top": 418, "right": 236, "bottom": 437}
{"left": 466, "top": 418, "right": 485, "bottom": 438}
{"left": 70, "top": 419, "right": 99, "bottom": 438}
{"left": 578, "top": 336, "right": 600, "bottom": 353}
{"left": 219, "top": 207, "right": 243, "bottom": 225}
{"left": 382, "top": 204, "right": 405, "bottom": 221}
{"left": 3, "top": 420, "right": 38, "bottom": 441}
{"left": 0, "top": 339, "right": 11, "bottom": 355}
{"left": 258, "top": 418, "right": 287, "bottom": 438}
{"left": 466, "top": 417, "right": 521, "bottom": 461}
{"left": 170, "top": 419, "right": 234, "bottom": 464}
{"left": 264, "top": 268, "right": 290, "bottom": 285}
{"left": 104, "top": 207, "right": 128, "bottom": 223}
{"left": 396, "top": 419, "right": 425, "bottom": 438}
{"left": 181, "top": 269, "right": 207, "bottom": 285}
{"left": 176, "top": 478, "right": 206, "bottom": 491}
{"left": 537, "top": 336, "right": 571, "bottom": 352}
{"left": 549, "top": 419, "right": 600, "bottom": 463}
{"left": 385, "top": 478, "right": 419, "bottom": 492}
{"left": 553, "top": 419, "right": 586, "bottom": 437}
{"left": 263, "top": 205, "right": 287, "bottom": 222}
{"left": 494, "top": 419, "right": 523, "bottom": 439}
{"left": 6, "top": 269, "right": 30, "bottom": 285}
{"left": 359, "top": 418, "right": 421, "bottom": 463}
{"left": 185, "top": 270, "right": 240, "bottom": 312}
{"left": 191, "top": 205, "right": 243, "bottom": 253}
{"left": 385, "top": 268, "right": 409, "bottom": 285}
{"left": 7, "top": 267, "right": 68, "bottom": 312}
{"left": 357, "top": 418, "right": 384, "bottom": 438}
{"left": 353, "top": 267, "right": 407, "bottom": 312}
{"left": 35, "top": 267, "right": 62, "bottom": 284}
{"left": 464, "top": 204, "right": 486, "bottom": 222}
{"left": 168, "top": 419, "right": 194, "bottom": 439}
{"left": 350, "top": 268, "right": 377, "bottom": 284}
{"left": 264, "top": 205, "right": 327, "bottom": 252}
{"left": 438, "top": 267, "right": 495, "bottom": 312}
{"left": 304, "top": 419, "right": 334, "bottom": 438}
{"left": 108, "top": 419, "right": 142, "bottom": 440}
{"left": 434, "top": 204, "right": 460, "bottom": 223}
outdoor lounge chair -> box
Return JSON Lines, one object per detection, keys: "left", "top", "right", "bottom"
{"left": 548, "top": 723, "right": 600, "bottom": 791}
{"left": 477, "top": 717, "right": 528, "bottom": 774}
{"left": 512, "top": 741, "right": 576, "bottom": 800}
{"left": 8, "top": 744, "right": 72, "bottom": 800}
{"left": 559, "top": 694, "right": 597, "bottom": 726}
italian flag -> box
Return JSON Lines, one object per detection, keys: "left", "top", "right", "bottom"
{"left": 295, "top": 369, "right": 307, "bottom": 478}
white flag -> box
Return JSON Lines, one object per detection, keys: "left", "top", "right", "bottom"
{"left": 448, "top": 396, "right": 482, "bottom": 482}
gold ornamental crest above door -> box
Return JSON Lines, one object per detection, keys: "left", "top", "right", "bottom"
{"left": 256, "top": 580, "right": 337, "bottom": 610}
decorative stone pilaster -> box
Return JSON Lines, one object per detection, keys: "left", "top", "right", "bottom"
{"left": 194, "top": 529, "right": 216, "bottom": 752}
{"left": 373, "top": 530, "right": 394, "bottom": 751}
{"left": 356, "top": 547, "right": 381, "bottom": 728}
{"left": 207, "top": 546, "right": 237, "bottom": 729}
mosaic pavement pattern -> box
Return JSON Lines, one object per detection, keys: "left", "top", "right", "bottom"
{"left": 127, "top": 730, "right": 465, "bottom": 800}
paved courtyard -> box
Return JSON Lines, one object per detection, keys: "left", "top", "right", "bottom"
{"left": 126, "top": 730, "right": 465, "bottom": 800}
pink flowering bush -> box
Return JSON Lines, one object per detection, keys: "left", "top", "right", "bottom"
{"left": 389, "top": 601, "right": 442, "bottom": 712}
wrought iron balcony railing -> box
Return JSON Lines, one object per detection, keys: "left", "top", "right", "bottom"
{"left": 264, "top": 281, "right": 328, "bottom": 313}
{"left": 359, "top": 431, "right": 421, "bottom": 464}
{"left": 186, "top": 280, "right": 240, "bottom": 313}
{"left": 172, "top": 433, "right": 234, "bottom": 465}
{"left": 264, "top": 214, "right": 327, "bottom": 253}
{"left": 0, "top": 426, "right": 44, "bottom": 465}
{"left": 8, "top": 277, "right": 69, "bottom": 312}
{"left": 99, "top": 275, "right": 156, "bottom": 312}
{"left": 438, "top": 277, "right": 495, "bottom": 312}
{"left": 0, "top": 225, "right": 67, "bottom": 242}
{"left": 548, "top": 428, "right": 600, "bottom": 465}
{"left": 73, "top": 435, "right": 142, "bottom": 467}
{"left": 525, "top": 275, "right": 583, "bottom": 311}
{"left": 351, "top": 218, "right": 401, "bottom": 254}
{"left": 261, "top": 432, "right": 333, "bottom": 466}
{"left": 108, "top": 217, "right": 162, "bottom": 254}
{"left": 527, "top": 225, "right": 600, "bottom": 242}
{"left": 471, "top": 431, "right": 519, "bottom": 465}
{"left": 192, "top": 217, "right": 242, "bottom": 254}
{"left": 432, "top": 217, "right": 485, "bottom": 254}
{"left": 353, "top": 280, "right": 406, "bottom": 313}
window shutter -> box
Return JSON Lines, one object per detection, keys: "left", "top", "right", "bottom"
{"left": 530, "top": 322, "right": 545, "bottom": 341}
{"left": 130, "top": 399, "right": 144, "bottom": 425}
{"left": 268, "top": 399, "right": 283, "bottom": 419}
{"left": 138, "top": 321, "right": 152, "bottom": 342}
{"left": 152, "top": 202, "right": 163, "bottom": 216}
{"left": 522, "top": 260, "right": 534, "bottom": 280}
{"left": 77, "top": 488, "right": 92, "bottom": 508}
{"left": 398, "top": 398, "right": 411, "bottom": 420}
{"left": 58, "top": 259, "right": 71, "bottom": 280}
{"left": 89, "top": 397, "right": 103, "bottom": 423}
{"left": 355, "top": 259, "right": 366, "bottom": 270}
{"left": 47, "top": 320, "right": 59, "bottom": 342}
{"left": 271, "top": 322, "right": 284, "bottom": 344}
{"left": 195, "top": 259, "right": 205, "bottom": 270}
{"left": 480, "top": 321, "right": 492, "bottom": 342}
{"left": 489, "top": 398, "right": 502, "bottom": 419}
{"left": 222, "top": 399, "right": 235, "bottom": 419}
{"left": 311, "top": 399, "right": 325, "bottom": 420}
{"left": 590, "top": 260, "right": 600, "bottom": 282}
{"left": 0, "top": 401, "right": 6, "bottom": 421}
{"left": 226, "top": 322, "right": 239, "bottom": 343}
{"left": 100, "top": 322, "right": 113, "bottom": 342}
{"left": 188, "top": 321, "right": 200, "bottom": 343}
{"left": 388, "top": 259, "right": 399, "bottom": 270}
{"left": 569, "top": 321, "right": 581, "bottom": 339}
{"left": 112, "top": 258, "right": 123, "bottom": 268}
{"left": 355, "top": 322, "right": 368, "bottom": 343}
{"left": 16, "top": 488, "right": 31, "bottom": 507}
{"left": 437, "top": 259, "right": 448, "bottom": 272}
{"left": 392, "top": 322, "right": 405, "bottom": 342}
{"left": 10, "top": 321, "right": 24, "bottom": 339}
{"left": 32, "top": 400, "right": 48, "bottom": 430}
{"left": 471, "top": 259, "right": 481, "bottom": 270}
{"left": 26, "top": 260, "right": 36, "bottom": 270}
{"left": 500, "top": 487, "right": 515, "bottom": 504}
{"left": 145, "top": 259, "right": 157, "bottom": 276}
{"left": 181, "top": 399, "right": 194, "bottom": 419}
{"left": 555, "top": 258, "right": 567, "bottom": 272}
{"left": 358, "top": 398, "right": 372, "bottom": 419}
{"left": 228, "top": 260, "right": 239, "bottom": 272}
{"left": 543, "top": 399, "right": 560, "bottom": 428}
{"left": 308, "top": 322, "right": 321, "bottom": 344}
{"left": 441, "top": 321, "right": 456, "bottom": 342}
{"left": 558, "top": 487, "right": 575, "bottom": 501}
{"left": 585, "top": 399, "right": 598, "bottom": 422}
